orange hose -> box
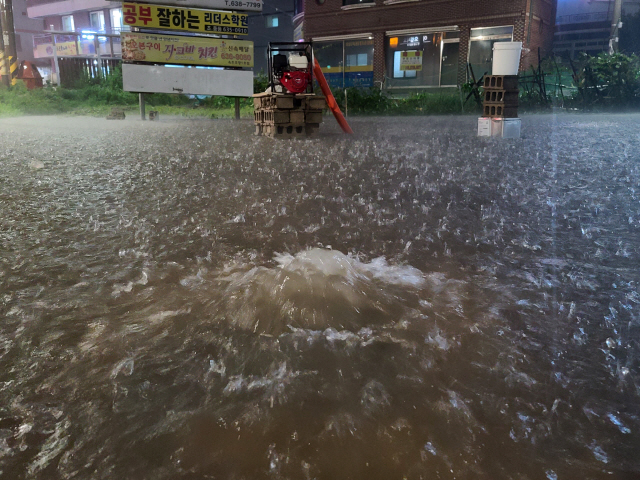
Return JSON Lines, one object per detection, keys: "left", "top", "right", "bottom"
{"left": 313, "top": 58, "right": 354, "bottom": 134}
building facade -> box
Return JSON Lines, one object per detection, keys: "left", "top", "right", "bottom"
{"left": 24, "top": 0, "right": 294, "bottom": 79}
{"left": 300, "top": 0, "right": 557, "bottom": 90}
{"left": 554, "top": 0, "right": 640, "bottom": 59}
{"left": 8, "top": 0, "right": 46, "bottom": 66}
{"left": 247, "top": 0, "right": 296, "bottom": 74}
{"left": 26, "top": 0, "right": 125, "bottom": 34}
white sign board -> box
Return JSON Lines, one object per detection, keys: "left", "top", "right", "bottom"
{"left": 144, "top": 0, "right": 263, "bottom": 12}
{"left": 122, "top": 63, "right": 253, "bottom": 96}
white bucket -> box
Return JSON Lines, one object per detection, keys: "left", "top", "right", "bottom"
{"left": 492, "top": 42, "right": 522, "bottom": 75}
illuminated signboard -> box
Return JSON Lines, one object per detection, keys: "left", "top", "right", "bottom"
{"left": 122, "top": 32, "right": 253, "bottom": 68}
{"left": 400, "top": 50, "right": 423, "bottom": 71}
{"left": 123, "top": 3, "right": 249, "bottom": 35}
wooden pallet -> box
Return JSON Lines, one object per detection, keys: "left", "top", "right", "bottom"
{"left": 253, "top": 92, "right": 326, "bottom": 138}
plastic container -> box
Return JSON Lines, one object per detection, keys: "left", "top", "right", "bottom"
{"left": 492, "top": 42, "right": 522, "bottom": 75}
{"left": 477, "top": 117, "right": 491, "bottom": 137}
{"left": 491, "top": 118, "right": 521, "bottom": 139}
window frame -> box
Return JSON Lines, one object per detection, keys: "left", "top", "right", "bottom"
{"left": 265, "top": 15, "right": 279, "bottom": 28}
{"left": 110, "top": 8, "right": 126, "bottom": 33}
{"left": 467, "top": 25, "right": 514, "bottom": 79}
{"left": 61, "top": 14, "right": 75, "bottom": 32}
{"left": 89, "top": 10, "right": 106, "bottom": 32}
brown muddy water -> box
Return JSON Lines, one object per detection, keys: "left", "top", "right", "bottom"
{"left": 0, "top": 115, "right": 639, "bottom": 480}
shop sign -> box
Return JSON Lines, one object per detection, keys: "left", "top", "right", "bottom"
{"left": 400, "top": 50, "right": 423, "bottom": 71}
{"left": 34, "top": 41, "right": 79, "bottom": 58}
{"left": 122, "top": 32, "right": 253, "bottom": 68}
{"left": 345, "top": 39, "right": 374, "bottom": 47}
{"left": 405, "top": 36, "right": 421, "bottom": 47}
{"left": 123, "top": 3, "right": 249, "bottom": 35}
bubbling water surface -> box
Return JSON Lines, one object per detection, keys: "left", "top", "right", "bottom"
{"left": 0, "top": 115, "right": 639, "bottom": 480}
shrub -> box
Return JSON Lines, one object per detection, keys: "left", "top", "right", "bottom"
{"left": 568, "top": 52, "right": 640, "bottom": 109}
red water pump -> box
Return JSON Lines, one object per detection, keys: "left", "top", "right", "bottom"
{"left": 280, "top": 70, "right": 311, "bottom": 94}
{"left": 268, "top": 42, "right": 313, "bottom": 95}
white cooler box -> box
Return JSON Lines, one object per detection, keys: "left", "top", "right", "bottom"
{"left": 491, "top": 118, "right": 521, "bottom": 138}
{"left": 478, "top": 117, "right": 521, "bottom": 139}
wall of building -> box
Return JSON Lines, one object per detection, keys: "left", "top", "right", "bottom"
{"left": 248, "top": 0, "right": 295, "bottom": 75}
{"left": 43, "top": 7, "right": 116, "bottom": 33}
{"left": 304, "top": 0, "right": 556, "bottom": 88}
{"left": 11, "top": 0, "right": 46, "bottom": 65}
{"left": 552, "top": 0, "right": 636, "bottom": 58}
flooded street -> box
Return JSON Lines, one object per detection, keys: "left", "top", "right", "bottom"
{"left": 1, "top": 114, "right": 639, "bottom": 479}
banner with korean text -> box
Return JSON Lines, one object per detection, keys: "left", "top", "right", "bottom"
{"left": 122, "top": 32, "right": 253, "bottom": 68}
{"left": 123, "top": 3, "right": 248, "bottom": 35}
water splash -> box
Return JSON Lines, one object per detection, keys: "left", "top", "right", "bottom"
{"left": 214, "top": 248, "right": 425, "bottom": 334}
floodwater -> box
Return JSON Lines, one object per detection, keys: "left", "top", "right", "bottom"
{"left": 0, "top": 114, "right": 639, "bottom": 480}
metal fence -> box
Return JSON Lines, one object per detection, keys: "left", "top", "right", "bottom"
{"left": 32, "top": 31, "right": 122, "bottom": 85}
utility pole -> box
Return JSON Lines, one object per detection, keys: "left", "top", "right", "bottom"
{"left": 610, "top": 0, "right": 623, "bottom": 53}
{"left": 0, "top": 0, "right": 18, "bottom": 85}
{"left": 0, "top": 3, "right": 8, "bottom": 86}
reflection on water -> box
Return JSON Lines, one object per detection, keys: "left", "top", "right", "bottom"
{"left": 0, "top": 115, "right": 639, "bottom": 479}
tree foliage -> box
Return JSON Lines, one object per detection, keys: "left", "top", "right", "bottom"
{"left": 570, "top": 52, "right": 640, "bottom": 108}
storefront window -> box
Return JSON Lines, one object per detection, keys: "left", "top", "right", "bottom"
{"left": 468, "top": 26, "right": 513, "bottom": 78}
{"left": 386, "top": 32, "right": 460, "bottom": 88}
{"left": 344, "top": 39, "right": 374, "bottom": 87}
{"left": 315, "top": 38, "right": 374, "bottom": 89}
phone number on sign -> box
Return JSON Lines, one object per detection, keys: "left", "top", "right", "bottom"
{"left": 221, "top": 53, "right": 252, "bottom": 61}
{"left": 224, "top": 1, "right": 262, "bottom": 9}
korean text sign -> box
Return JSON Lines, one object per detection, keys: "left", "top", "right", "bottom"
{"left": 123, "top": 3, "right": 249, "bottom": 35}
{"left": 122, "top": 32, "right": 253, "bottom": 68}
{"left": 400, "top": 51, "right": 423, "bottom": 71}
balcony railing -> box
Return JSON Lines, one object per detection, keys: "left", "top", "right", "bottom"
{"left": 33, "top": 32, "right": 122, "bottom": 59}
{"left": 556, "top": 12, "right": 610, "bottom": 25}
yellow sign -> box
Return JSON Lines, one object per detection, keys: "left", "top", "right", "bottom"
{"left": 34, "top": 41, "right": 79, "bottom": 58}
{"left": 123, "top": 2, "right": 248, "bottom": 35}
{"left": 122, "top": 32, "right": 253, "bottom": 68}
{"left": 400, "top": 50, "right": 423, "bottom": 71}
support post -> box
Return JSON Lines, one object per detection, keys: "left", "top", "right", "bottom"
{"left": 0, "top": 13, "right": 9, "bottom": 87}
{"left": 234, "top": 97, "right": 240, "bottom": 120}
{"left": 2, "top": 0, "right": 19, "bottom": 86}
{"left": 52, "top": 33, "right": 61, "bottom": 86}
{"left": 139, "top": 93, "right": 146, "bottom": 120}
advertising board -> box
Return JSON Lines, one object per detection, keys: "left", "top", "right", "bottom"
{"left": 123, "top": 3, "right": 248, "bottom": 35}
{"left": 400, "top": 50, "right": 423, "bottom": 71}
{"left": 122, "top": 32, "right": 253, "bottom": 68}
{"left": 122, "top": 63, "right": 253, "bottom": 96}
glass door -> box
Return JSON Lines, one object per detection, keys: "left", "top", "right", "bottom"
{"left": 440, "top": 41, "right": 459, "bottom": 86}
